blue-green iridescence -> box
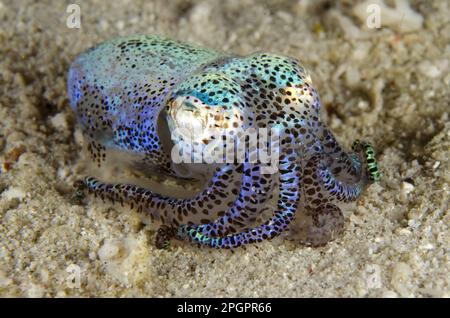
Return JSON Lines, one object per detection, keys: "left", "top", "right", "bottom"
{"left": 352, "top": 140, "right": 380, "bottom": 182}
{"left": 68, "top": 35, "right": 379, "bottom": 249}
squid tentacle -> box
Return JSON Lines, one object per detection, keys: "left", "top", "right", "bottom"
{"left": 83, "top": 162, "right": 243, "bottom": 226}
{"left": 290, "top": 145, "right": 371, "bottom": 247}
{"left": 174, "top": 134, "right": 301, "bottom": 248}
{"left": 192, "top": 162, "right": 276, "bottom": 237}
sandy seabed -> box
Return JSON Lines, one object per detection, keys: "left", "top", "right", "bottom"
{"left": 0, "top": 0, "right": 448, "bottom": 297}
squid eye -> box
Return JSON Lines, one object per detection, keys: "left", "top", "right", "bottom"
{"left": 166, "top": 96, "right": 209, "bottom": 142}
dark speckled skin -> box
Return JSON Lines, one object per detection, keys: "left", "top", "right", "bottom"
{"left": 68, "top": 35, "right": 378, "bottom": 249}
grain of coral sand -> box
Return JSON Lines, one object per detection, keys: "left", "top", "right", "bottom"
{"left": 0, "top": 0, "right": 449, "bottom": 297}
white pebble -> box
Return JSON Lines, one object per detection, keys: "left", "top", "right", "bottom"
{"left": 98, "top": 240, "right": 121, "bottom": 261}
{"left": 345, "top": 66, "right": 361, "bottom": 87}
{"left": 116, "top": 20, "right": 125, "bottom": 30}
{"left": 401, "top": 181, "right": 414, "bottom": 195}
{"left": 1, "top": 187, "right": 27, "bottom": 200}
{"left": 419, "top": 243, "right": 435, "bottom": 250}
{"left": 418, "top": 61, "right": 442, "bottom": 78}
{"left": 391, "top": 262, "right": 412, "bottom": 296}
{"left": 50, "top": 113, "right": 69, "bottom": 130}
